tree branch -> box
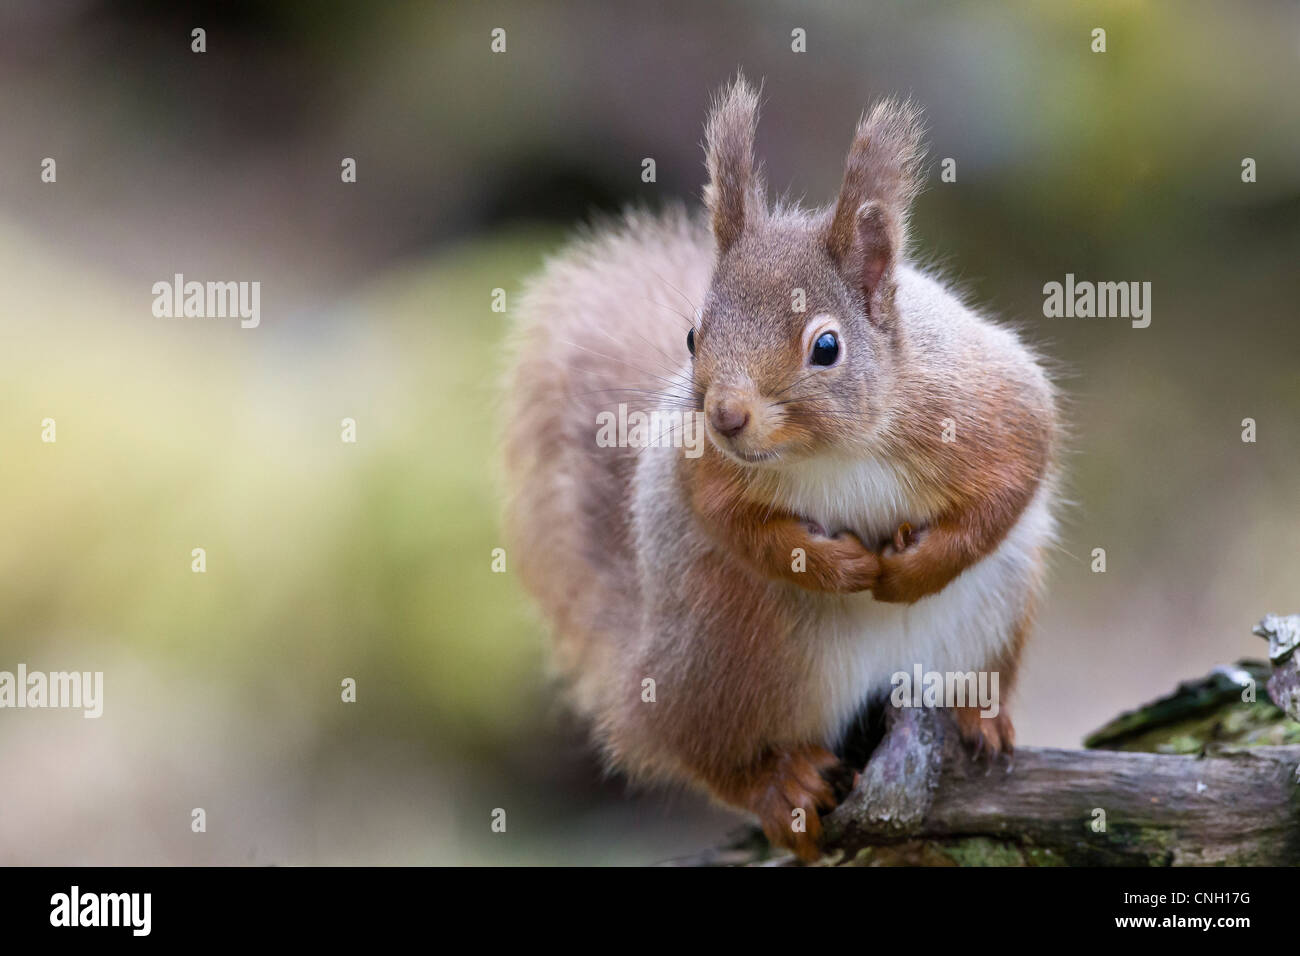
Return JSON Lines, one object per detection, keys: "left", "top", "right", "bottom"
{"left": 832, "top": 721, "right": 1300, "bottom": 865}
{"left": 670, "top": 619, "right": 1300, "bottom": 866}
{"left": 670, "top": 702, "right": 1300, "bottom": 867}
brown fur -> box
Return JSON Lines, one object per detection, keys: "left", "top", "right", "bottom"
{"left": 689, "top": 445, "right": 880, "bottom": 592}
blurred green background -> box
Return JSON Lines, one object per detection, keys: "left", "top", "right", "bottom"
{"left": 0, "top": 0, "right": 1297, "bottom": 864}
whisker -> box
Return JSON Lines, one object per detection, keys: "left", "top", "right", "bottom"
{"left": 647, "top": 267, "right": 702, "bottom": 319}
{"left": 553, "top": 338, "right": 696, "bottom": 395}
{"left": 634, "top": 295, "right": 695, "bottom": 329}
{"left": 630, "top": 415, "right": 706, "bottom": 459}
{"left": 575, "top": 387, "right": 699, "bottom": 403}
{"left": 584, "top": 313, "right": 691, "bottom": 381}
{"left": 770, "top": 371, "right": 821, "bottom": 400}
{"left": 585, "top": 319, "right": 697, "bottom": 391}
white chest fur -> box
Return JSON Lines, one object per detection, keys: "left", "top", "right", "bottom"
{"left": 770, "top": 455, "right": 1056, "bottom": 745}
{"left": 768, "top": 453, "right": 921, "bottom": 543}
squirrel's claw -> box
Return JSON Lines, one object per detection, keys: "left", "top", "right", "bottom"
{"left": 953, "top": 706, "right": 1015, "bottom": 768}
{"left": 881, "top": 520, "right": 926, "bottom": 557}
{"left": 744, "top": 746, "right": 845, "bottom": 863}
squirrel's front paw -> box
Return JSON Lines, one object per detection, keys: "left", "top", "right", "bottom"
{"left": 745, "top": 746, "right": 846, "bottom": 862}
{"left": 817, "top": 530, "right": 881, "bottom": 592}
{"left": 872, "top": 526, "right": 946, "bottom": 603}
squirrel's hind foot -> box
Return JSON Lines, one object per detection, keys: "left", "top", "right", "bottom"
{"left": 736, "top": 745, "right": 847, "bottom": 863}
{"left": 952, "top": 706, "right": 1015, "bottom": 764}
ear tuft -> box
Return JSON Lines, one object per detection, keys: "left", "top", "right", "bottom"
{"left": 826, "top": 98, "right": 926, "bottom": 298}
{"left": 703, "top": 72, "right": 764, "bottom": 254}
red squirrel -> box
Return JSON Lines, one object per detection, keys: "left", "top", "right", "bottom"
{"left": 504, "top": 75, "right": 1059, "bottom": 860}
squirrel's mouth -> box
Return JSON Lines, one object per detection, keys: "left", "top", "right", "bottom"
{"left": 713, "top": 441, "right": 780, "bottom": 466}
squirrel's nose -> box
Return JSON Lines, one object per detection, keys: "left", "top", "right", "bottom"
{"left": 709, "top": 402, "right": 750, "bottom": 438}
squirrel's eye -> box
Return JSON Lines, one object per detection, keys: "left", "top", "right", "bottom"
{"left": 811, "top": 331, "right": 839, "bottom": 366}
{"left": 687, "top": 327, "right": 696, "bottom": 357}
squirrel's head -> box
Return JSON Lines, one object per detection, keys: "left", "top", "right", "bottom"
{"left": 690, "top": 75, "right": 925, "bottom": 467}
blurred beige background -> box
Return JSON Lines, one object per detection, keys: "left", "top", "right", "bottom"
{"left": 1, "top": 0, "right": 1297, "bottom": 863}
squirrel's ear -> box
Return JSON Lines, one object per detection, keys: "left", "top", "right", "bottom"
{"left": 703, "top": 73, "right": 764, "bottom": 255}
{"left": 825, "top": 98, "right": 925, "bottom": 312}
